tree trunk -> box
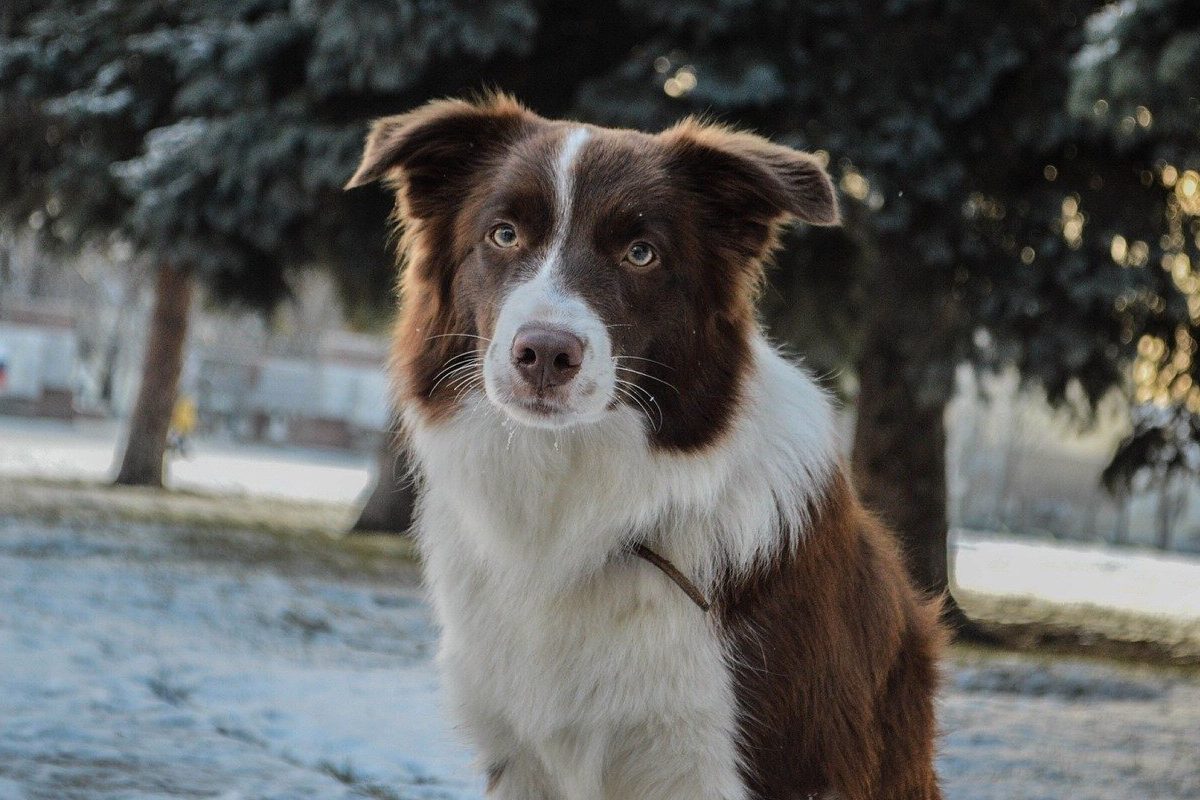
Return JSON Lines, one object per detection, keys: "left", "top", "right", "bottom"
{"left": 1156, "top": 481, "right": 1170, "bottom": 551}
{"left": 1112, "top": 493, "right": 1131, "bottom": 545}
{"left": 851, "top": 330, "right": 951, "bottom": 599}
{"left": 1082, "top": 491, "right": 1100, "bottom": 540}
{"left": 114, "top": 264, "right": 193, "bottom": 487}
{"left": 1154, "top": 473, "right": 1183, "bottom": 551}
{"left": 848, "top": 230, "right": 977, "bottom": 633}
{"left": 350, "top": 430, "right": 416, "bottom": 534}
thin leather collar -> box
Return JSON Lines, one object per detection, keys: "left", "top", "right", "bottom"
{"left": 631, "top": 543, "right": 711, "bottom": 612}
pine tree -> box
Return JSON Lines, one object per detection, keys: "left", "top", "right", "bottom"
{"left": 5, "top": 2, "right": 1199, "bottom": 579}
{"left": 1078, "top": 0, "right": 1200, "bottom": 549}
{"left": 566, "top": 0, "right": 1200, "bottom": 613}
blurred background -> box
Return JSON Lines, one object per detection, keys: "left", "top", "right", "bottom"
{"left": 1, "top": 2, "right": 1199, "bottom": 799}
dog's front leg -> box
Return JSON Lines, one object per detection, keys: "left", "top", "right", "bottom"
{"left": 485, "top": 748, "right": 561, "bottom": 800}
{"left": 533, "top": 728, "right": 607, "bottom": 800}
{"left": 460, "top": 707, "right": 562, "bottom": 799}
{"left": 603, "top": 719, "right": 746, "bottom": 800}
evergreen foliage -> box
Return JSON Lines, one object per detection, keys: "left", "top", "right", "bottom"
{"left": 3, "top": 1, "right": 1200, "bottom": 530}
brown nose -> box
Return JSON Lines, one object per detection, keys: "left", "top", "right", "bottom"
{"left": 511, "top": 325, "right": 584, "bottom": 390}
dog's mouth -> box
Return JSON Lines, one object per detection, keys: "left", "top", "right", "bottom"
{"left": 490, "top": 388, "right": 592, "bottom": 429}
{"left": 514, "top": 396, "right": 568, "bottom": 417}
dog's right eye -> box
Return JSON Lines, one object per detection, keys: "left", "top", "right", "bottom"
{"left": 488, "top": 223, "right": 519, "bottom": 248}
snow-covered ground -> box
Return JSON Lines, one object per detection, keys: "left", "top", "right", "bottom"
{"left": 2, "top": 414, "right": 1200, "bottom": 798}
{"left": 956, "top": 534, "right": 1200, "bottom": 621}
{"left": 1, "top": 516, "right": 1198, "bottom": 800}
{"left": 0, "top": 518, "right": 478, "bottom": 800}
{"left": 0, "top": 417, "right": 372, "bottom": 504}
{"left": 3, "top": 416, "right": 1199, "bottom": 622}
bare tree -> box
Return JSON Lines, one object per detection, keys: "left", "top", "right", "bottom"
{"left": 351, "top": 430, "right": 416, "bottom": 535}
{"left": 114, "top": 265, "right": 192, "bottom": 487}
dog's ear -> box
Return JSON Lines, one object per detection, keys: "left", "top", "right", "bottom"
{"left": 661, "top": 120, "right": 840, "bottom": 228}
{"left": 345, "top": 94, "right": 535, "bottom": 220}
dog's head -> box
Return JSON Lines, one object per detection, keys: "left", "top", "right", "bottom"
{"left": 348, "top": 94, "right": 838, "bottom": 451}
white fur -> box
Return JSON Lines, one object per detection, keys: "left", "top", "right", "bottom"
{"left": 483, "top": 127, "right": 616, "bottom": 428}
{"left": 408, "top": 334, "right": 838, "bottom": 799}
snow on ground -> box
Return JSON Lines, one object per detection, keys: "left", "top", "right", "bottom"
{"left": 955, "top": 533, "right": 1200, "bottom": 621}
{"left": 5, "top": 416, "right": 1199, "bottom": 623}
{"left": 1, "top": 516, "right": 1198, "bottom": 800}
{"left": 2, "top": 415, "right": 1200, "bottom": 798}
{"left": 0, "top": 417, "right": 372, "bottom": 504}
{"left": 0, "top": 518, "right": 479, "bottom": 800}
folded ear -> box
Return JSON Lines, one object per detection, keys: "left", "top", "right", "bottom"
{"left": 344, "top": 94, "right": 536, "bottom": 220}
{"left": 661, "top": 120, "right": 840, "bottom": 227}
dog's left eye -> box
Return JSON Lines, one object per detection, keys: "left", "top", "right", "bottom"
{"left": 489, "top": 223, "right": 519, "bottom": 248}
{"left": 624, "top": 242, "right": 656, "bottom": 268}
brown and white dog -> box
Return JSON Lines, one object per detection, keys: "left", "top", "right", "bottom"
{"left": 347, "top": 94, "right": 944, "bottom": 800}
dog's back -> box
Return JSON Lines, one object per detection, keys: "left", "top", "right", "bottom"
{"left": 349, "top": 94, "right": 944, "bottom": 799}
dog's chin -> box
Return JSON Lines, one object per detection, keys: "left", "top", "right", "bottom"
{"left": 483, "top": 383, "right": 607, "bottom": 430}
{"left": 498, "top": 399, "right": 576, "bottom": 429}
{"left": 490, "top": 396, "right": 595, "bottom": 430}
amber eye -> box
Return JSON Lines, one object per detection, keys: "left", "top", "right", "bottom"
{"left": 489, "top": 223, "right": 519, "bottom": 248}
{"left": 625, "top": 242, "right": 656, "bottom": 268}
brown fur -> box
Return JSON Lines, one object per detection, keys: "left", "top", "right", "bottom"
{"left": 347, "top": 94, "right": 838, "bottom": 450}
{"left": 347, "top": 94, "right": 943, "bottom": 798}
{"left": 720, "top": 471, "right": 945, "bottom": 800}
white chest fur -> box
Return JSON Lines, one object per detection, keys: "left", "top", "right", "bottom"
{"left": 407, "top": 340, "right": 837, "bottom": 799}
{"left": 422, "top": 501, "right": 741, "bottom": 798}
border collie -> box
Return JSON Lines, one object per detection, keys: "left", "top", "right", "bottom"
{"left": 347, "top": 94, "right": 944, "bottom": 800}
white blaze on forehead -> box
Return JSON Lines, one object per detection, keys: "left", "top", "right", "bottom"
{"left": 482, "top": 124, "right": 616, "bottom": 426}
{"left": 555, "top": 126, "right": 592, "bottom": 220}
{"left": 539, "top": 126, "right": 592, "bottom": 282}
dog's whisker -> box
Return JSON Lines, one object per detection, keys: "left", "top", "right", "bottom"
{"left": 429, "top": 350, "right": 483, "bottom": 379}
{"left": 612, "top": 355, "right": 675, "bottom": 371}
{"left": 623, "top": 380, "right": 664, "bottom": 431}
{"left": 434, "top": 349, "right": 485, "bottom": 370}
{"left": 429, "top": 358, "right": 480, "bottom": 386}
{"left": 428, "top": 359, "right": 482, "bottom": 396}
{"left": 425, "top": 333, "right": 493, "bottom": 343}
{"left": 612, "top": 384, "right": 647, "bottom": 428}
{"left": 451, "top": 375, "right": 485, "bottom": 404}
{"left": 614, "top": 366, "right": 681, "bottom": 396}
{"left": 615, "top": 379, "right": 661, "bottom": 432}
{"left": 447, "top": 373, "right": 480, "bottom": 393}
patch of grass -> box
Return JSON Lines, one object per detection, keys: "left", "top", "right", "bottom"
{"left": 317, "top": 759, "right": 409, "bottom": 799}
{"left": 0, "top": 476, "right": 355, "bottom": 536}
{"left": 4, "top": 476, "right": 1196, "bottom": 672}
{"left": 318, "top": 759, "right": 360, "bottom": 785}
{"left": 352, "top": 786, "right": 404, "bottom": 800}
{"left": 146, "top": 672, "right": 191, "bottom": 706}
{"left": 957, "top": 589, "right": 1200, "bottom": 673}
{"left": 0, "top": 476, "right": 419, "bottom": 578}
{"left": 280, "top": 608, "right": 334, "bottom": 638}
